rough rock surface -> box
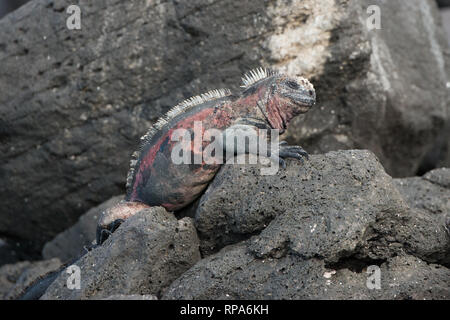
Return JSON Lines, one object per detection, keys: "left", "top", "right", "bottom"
{"left": 41, "top": 207, "right": 201, "bottom": 299}
{"left": 0, "top": 261, "right": 33, "bottom": 299}
{"left": 196, "top": 154, "right": 450, "bottom": 264}
{"left": 163, "top": 243, "right": 449, "bottom": 300}
{"left": 1, "top": 0, "right": 448, "bottom": 259}
{"left": 163, "top": 151, "right": 450, "bottom": 299}
{"left": 42, "top": 195, "right": 123, "bottom": 263}
{"left": 0, "top": 258, "right": 61, "bottom": 300}
{"left": 195, "top": 151, "right": 402, "bottom": 257}
{"left": 393, "top": 168, "right": 450, "bottom": 266}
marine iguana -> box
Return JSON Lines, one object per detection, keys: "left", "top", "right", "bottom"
{"left": 97, "top": 67, "right": 316, "bottom": 244}
{"left": 17, "top": 68, "right": 315, "bottom": 300}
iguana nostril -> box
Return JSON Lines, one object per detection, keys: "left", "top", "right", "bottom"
{"left": 309, "top": 90, "right": 314, "bottom": 96}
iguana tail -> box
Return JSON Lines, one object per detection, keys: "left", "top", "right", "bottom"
{"left": 17, "top": 244, "right": 96, "bottom": 300}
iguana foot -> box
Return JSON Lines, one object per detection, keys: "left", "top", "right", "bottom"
{"left": 96, "top": 219, "right": 125, "bottom": 245}
{"left": 279, "top": 144, "right": 309, "bottom": 166}
{"left": 96, "top": 201, "right": 150, "bottom": 245}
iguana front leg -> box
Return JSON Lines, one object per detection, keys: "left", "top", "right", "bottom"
{"left": 222, "top": 124, "right": 309, "bottom": 168}
{"left": 278, "top": 140, "right": 309, "bottom": 168}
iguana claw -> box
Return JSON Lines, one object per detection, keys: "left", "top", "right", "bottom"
{"left": 279, "top": 157, "right": 287, "bottom": 169}
{"left": 279, "top": 145, "right": 309, "bottom": 165}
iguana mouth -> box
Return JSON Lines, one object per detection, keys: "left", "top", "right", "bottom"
{"left": 285, "top": 92, "right": 315, "bottom": 108}
{"left": 292, "top": 99, "right": 315, "bottom": 112}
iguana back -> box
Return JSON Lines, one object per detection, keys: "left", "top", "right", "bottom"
{"left": 126, "top": 89, "right": 234, "bottom": 211}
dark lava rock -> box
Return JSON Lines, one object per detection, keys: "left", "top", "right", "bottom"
{"left": 163, "top": 243, "right": 449, "bottom": 300}
{"left": 161, "top": 151, "right": 450, "bottom": 299}
{"left": 195, "top": 151, "right": 408, "bottom": 259}
{"left": 41, "top": 207, "right": 200, "bottom": 299}
{"left": 0, "top": 258, "right": 61, "bottom": 300}
{"left": 393, "top": 168, "right": 450, "bottom": 266}
{"left": 42, "top": 195, "right": 124, "bottom": 263}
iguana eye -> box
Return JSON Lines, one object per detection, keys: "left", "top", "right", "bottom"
{"left": 286, "top": 80, "right": 299, "bottom": 90}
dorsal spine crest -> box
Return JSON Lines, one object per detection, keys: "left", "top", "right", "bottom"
{"left": 240, "top": 67, "right": 279, "bottom": 89}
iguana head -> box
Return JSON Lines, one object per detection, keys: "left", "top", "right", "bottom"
{"left": 270, "top": 75, "right": 316, "bottom": 114}
{"left": 240, "top": 68, "right": 316, "bottom": 131}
